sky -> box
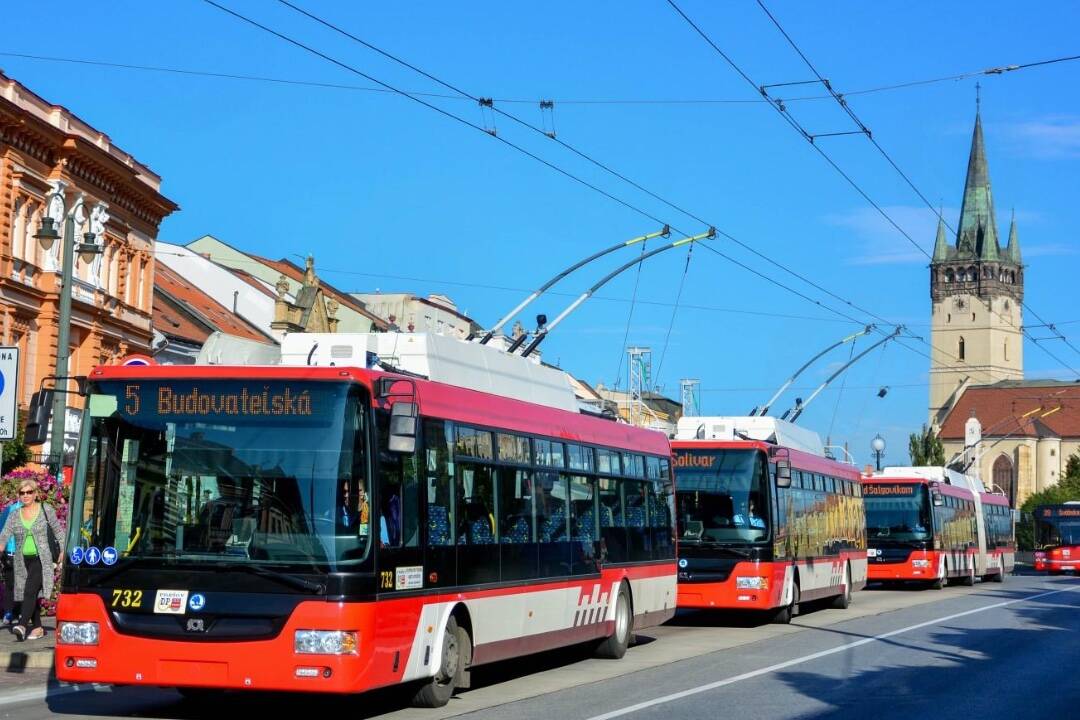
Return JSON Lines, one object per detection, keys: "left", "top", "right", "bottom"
{"left": 4, "top": 1, "right": 1078, "bottom": 466}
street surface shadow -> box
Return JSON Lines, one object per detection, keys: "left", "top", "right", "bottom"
{"left": 44, "top": 636, "right": 658, "bottom": 719}
{"left": 769, "top": 578, "right": 1080, "bottom": 720}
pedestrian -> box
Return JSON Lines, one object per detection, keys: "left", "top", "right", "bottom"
{"left": 0, "top": 479, "right": 65, "bottom": 641}
{"left": 0, "top": 501, "right": 19, "bottom": 626}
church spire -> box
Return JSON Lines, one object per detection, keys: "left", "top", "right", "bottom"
{"left": 1006, "top": 210, "right": 1022, "bottom": 263}
{"left": 955, "top": 105, "right": 1000, "bottom": 260}
{"left": 933, "top": 213, "right": 949, "bottom": 262}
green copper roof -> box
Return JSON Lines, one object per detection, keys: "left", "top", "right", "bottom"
{"left": 956, "top": 112, "right": 1000, "bottom": 261}
{"left": 933, "top": 215, "right": 949, "bottom": 261}
{"left": 1006, "top": 211, "right": 1022, "bottom": 263}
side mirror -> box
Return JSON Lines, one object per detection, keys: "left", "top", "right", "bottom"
{"left": 932, "top": 492, "right": 943, "bottom": 507}
{"left": 24, "top": 390, "right": 54, "bottom": 446}
{"left": 388, "top": 401, "right": 417, "bottom": 453}
{"left": 776, "top": 460, "right": 792, "bottom": 488}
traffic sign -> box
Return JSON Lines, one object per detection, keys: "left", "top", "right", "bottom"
{"left": 0, "top": 347, "right": 20, "bottom": 440}
{"left": 120, "top": 354, "right": 155, "bottom": 367}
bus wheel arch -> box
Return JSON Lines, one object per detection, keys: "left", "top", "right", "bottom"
{"left": 594, "top": 578, "right": 633, "bottom": 659}
{"left": 772, "top": 568, "right": 799, "bottom": 624}
{"left": 412, "top": 606, "right": 473, "bottom": 707}
{"left": 830, "top": 562, "right": 852, "bottom": 609}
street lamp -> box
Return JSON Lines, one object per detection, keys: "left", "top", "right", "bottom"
{"left": 34, "top": 189, "right": 102, "bottom": 473}
{"left": 871, "top": 434, "right": 886, "bottom": 472}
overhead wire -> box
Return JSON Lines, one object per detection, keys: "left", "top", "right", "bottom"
{"left": 670, "top": 0, "right": 1080, "bottom": 381}
{"left": 756, "top": 0, "right": 1080, "bottom": 378}
{"left": 3, "top": 50, "right": 1077, "bottom": 105}
{"left": 202, "top": 1, "right": 1049, "bottom": 392}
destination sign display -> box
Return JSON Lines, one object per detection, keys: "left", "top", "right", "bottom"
{"left": 94, "top": 380, "right": 346, "bottom": 425}
{"left": 864, "top": 484, "right": 918, "bottom": 497}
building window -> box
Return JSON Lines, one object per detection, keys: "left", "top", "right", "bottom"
{"left": 1004, "top": 340, "right": 1008, "bottom": 362}
{"left": 947, "top": 313, "right": 951, "bottom": 323}
{"left": 972, "top": 312, "right": 976, "bottom": 322}
{"left": 1051, "top": 448, "right": 1056, "bottom": 457}
{"left": 958, "top": 337, "right": 965, "bottom": 361}
{"left": 945, "top": 269, "right": 954, "bottom": 283}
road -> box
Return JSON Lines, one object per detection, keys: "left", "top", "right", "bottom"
{"left": 2, "top": 574, "right": 1076, "bottom": 720}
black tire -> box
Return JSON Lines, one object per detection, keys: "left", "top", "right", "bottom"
{"left": 991, "top": 570, "right": 1005, "bottom": 583}
{"left": 959, "top": 565, "right": 975, "bottom": 587}
{"left": 930, "top": 561, "right": 946, "bottom": 590}
{"left": 830, "top": 564, "right": 852, "bottom": 609}
{"left": 772, "top": 579, "right": 799, "bottom": 624}
{"left": 412, "top": 615, "right": 469, "bottom": 708}
{"left": 594, "top": 582, "right": 632, "bottom": 659}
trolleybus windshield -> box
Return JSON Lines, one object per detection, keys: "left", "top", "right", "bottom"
{"left": 864, "top": 484, "right": 932, "bottom": 543}
{"left": 674, "top": 449, "right": 770, "bottom": 544}
{"left": 74, "top": 379, "right": 371, "bottom": 576}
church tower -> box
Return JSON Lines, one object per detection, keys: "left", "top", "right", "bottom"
{"left": 928, "top": 107, "right": 1024, "bottom": 426}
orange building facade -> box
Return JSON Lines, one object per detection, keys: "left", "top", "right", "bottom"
{"left": 0, "top": 72, "right": 176, "bottom": 458}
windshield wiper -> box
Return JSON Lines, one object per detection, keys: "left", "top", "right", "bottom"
{"left": 219, "top": 562, "right": 327, "bottom": 594}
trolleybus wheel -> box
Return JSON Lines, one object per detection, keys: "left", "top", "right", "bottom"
{"left": 412, "top": 615, "right": 470, "bottom": 708}
{"left": 772, "top": 579, "right": 799, "bottom": 624}
{"left": 959, "top": 564, "right": 975, "bottom": 587}
{"left": 594, "top": 582, "right": 633, "bottom": 659}
{"left": 830, "top": 564, "right": 852, "bottom": 609}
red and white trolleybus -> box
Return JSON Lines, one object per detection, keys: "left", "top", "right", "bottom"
{"left": 672, "top": 416, "right": 867, "bottom": 623}
{"left": 1033, "top": 502, "right": 1080, "bottom": 574}
{"left": 863, "top": 467, "right": 1014, "bottom": 587}
{"left": 52, "top": 333, "right": 676, "bottom": 706}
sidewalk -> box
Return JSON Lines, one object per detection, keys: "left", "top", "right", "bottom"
{"left": 1, "top": 615, "right": 56, "bottom": 671}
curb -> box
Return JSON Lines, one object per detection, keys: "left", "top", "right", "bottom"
{"left": 2, "top": 647, "right": 54, "bottom": 671}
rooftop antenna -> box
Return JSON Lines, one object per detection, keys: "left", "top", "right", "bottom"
{"left": 520, "top": 227, "right": 716, "bottom": 357}
{"left": 480, "top": 226, "right": 669, "bottom": 348}
{"left": 752, "top": 325, "right": 874, "bottom": 416}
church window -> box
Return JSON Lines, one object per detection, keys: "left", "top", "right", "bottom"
{"left": 993, "top": 455, "right": 1014, "bottom": 506}
{"left": 972, "top": 313, "right": 976, "bottom": 322}
{"left": 958, "top": 337, "right": 965, "bottom": 361}
{"left": 1004, "top": 340, "right": 1008, "bottom": 361}
{"left": 945, "top": 269, "right": 954, "bottom": 283}
{"left": 1004, "top": 300, "right": 1010, "bottom": 311}
{"left": 1011, "top": 271, "right": 1017, "bottom": 283}
{"left": 947, "top": 313, "right": 951, "bottom": 323}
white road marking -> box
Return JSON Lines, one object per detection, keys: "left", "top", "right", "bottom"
{"left": 586, "top": 584, "right": 1080, "bottom": 720}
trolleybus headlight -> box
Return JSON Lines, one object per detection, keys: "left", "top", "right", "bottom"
{"left": 294, "top": 630, "right": 358, "bottom": 655}
{"left": 912, "top": 559, "right": 931, "bottom": 568}
{"left": 735, "top": 576, "right": 768, "bottom": 590}
{"left": 58, "top": 622, "right": 99, "bottom": 646}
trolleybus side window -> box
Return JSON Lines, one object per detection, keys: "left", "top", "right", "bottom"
{"left": 598, "top": 476, "right": 628, "bottom": 563}
{"left": 597, "top": 448, "right": 621, "bottom": 475}
{"left": 651, "top": 457, "right": 675, "bottom": 560}
{"left": 624, "top": 479, "right": 651, "bottom": 561}
{"left": 497, "top": 466, "right": 536, "bottom": 580}
{"left": 535, "top": 438, "right": 565, "bottom": 468}
{"left": 567, "top": 474, "right": 599, "bottom": 574}
{"left": 568, "top": 443, "right": 595, "bottom": 473}
{"left": 376, "top": 410, "right": 420, "bottom": 549}
{"left": 537, "top": 470, "right": 570, "bottom": 577}
{"left": 423, "top": 419, "right": 454, "bottom": 547}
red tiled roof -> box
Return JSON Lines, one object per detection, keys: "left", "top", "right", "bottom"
{"left": 248, "top": 254, "right": 389, "bottom": 330}
{"left": 939, "top": 381, "right": 1080, "bottom": 440}
{"left": 153, "top": 264, "right": 272, "bottom": 344}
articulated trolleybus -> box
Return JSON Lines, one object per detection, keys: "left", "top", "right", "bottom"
{"left": 53, "top": 333, "right": 676, "bottom": 706}
{"left": 672, "top": 416, "right": 867, "bottom": 623}
{"left": 863, "top": 467, "right": 1014, "bottom": 587}
{"left": 1033, "top": 502, "right": 1080, "bottom": 574}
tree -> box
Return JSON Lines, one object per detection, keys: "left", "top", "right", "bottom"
{"left": 1, "top": 411, "right": 30, "bottom": 474}
{"left": 908, "top": 424, "right": 946, "bottom": 466}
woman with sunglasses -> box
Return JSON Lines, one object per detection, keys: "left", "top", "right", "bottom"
{"left": 0, "top": 479, "right": 65, "bottom": 641}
